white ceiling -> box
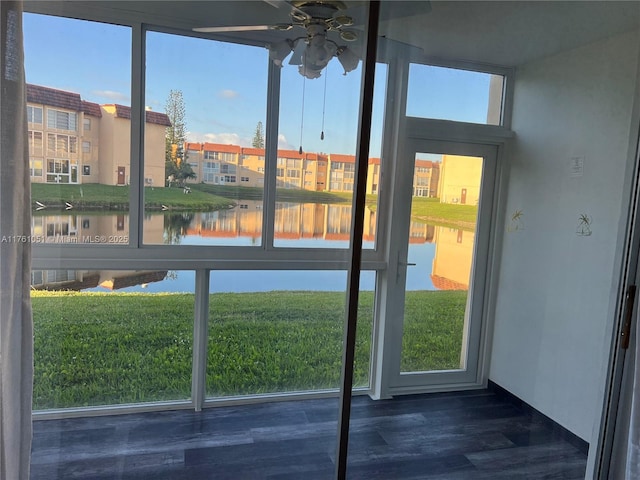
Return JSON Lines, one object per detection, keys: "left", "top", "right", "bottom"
{"left": 25, "top": 1, "right": 640, "bottom": 67}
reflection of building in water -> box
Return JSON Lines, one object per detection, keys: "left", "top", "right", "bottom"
{"left": 27, "top": 84, "right": 169, "bottom": 186}
{"left": 31, "top": 270, "right": 167, "bottom": 291}
{"left": 32, "top": 213, "right": 165, "bottom": 244}
{"left": 430, "top": 226, "right": 476, "bottom": 290}
{"left": 437, "top": 155, "right": 483, "bottom": 205}
{"left": 409, "top": 221, "right": 435, "bottom": 244}
{"left": 180, "top": 204, "right": 431, "bottom": 245}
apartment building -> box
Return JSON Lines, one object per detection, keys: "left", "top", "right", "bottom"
{"left": 27, "top": 84, "right": 170, "bottom": 186}
{"left": 185, "top": 142, "right": 392, "bottom": 196}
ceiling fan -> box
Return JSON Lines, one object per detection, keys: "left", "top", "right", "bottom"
{"left": 193, "top": 1, "right": 362, "bottom": 79}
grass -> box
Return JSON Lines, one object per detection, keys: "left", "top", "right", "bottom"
{"left": 190, "top": 183, "right": 351, "bottom": 204}
{"left": 370, "top": 196, "right": 478, "bottom": 230}
{"left": 31, "top": 183, "right": 233, "bottom": 211}
{"left": 31, "top": 289, "right": 467, "bottom": 410}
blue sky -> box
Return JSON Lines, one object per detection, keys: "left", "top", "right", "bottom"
{"left": 23, "top": 12, "right": 492, "bottom": 158}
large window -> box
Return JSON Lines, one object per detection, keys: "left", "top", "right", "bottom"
{"left": 32, "top": 269, "right": 194, "bottom": 409}
{"left": 144, "top": 31, "right": 268, "bottom": 246}
{"left": 24, "top": 13, "right": 132, "bottom": 243}
{"left": 46, "top": 109, "right": 77, "bottom": 131}
{"left": 407, "top": 64, "right": 505, "bottom": 125}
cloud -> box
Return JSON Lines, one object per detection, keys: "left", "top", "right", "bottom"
{"left": 218, "top": 89, "right": 239, "bottom": 99}
{"left": 188, "top": 132, "right": 251, "bottom": 147}
{"left": 91, "top": 90, "right": 130, "bottom": 103}
{"left": 186, "top": 132, "right": 293, "bottom": 149}
{"left": 278, "top": 134, "right": 295, "bottom": 150}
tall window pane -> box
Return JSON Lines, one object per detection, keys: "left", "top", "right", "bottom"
{"left": 32, "top": 269, "right": 194, "bottom": 409}
{"left": 24, "top": 14, "right": 132, "bottom": 245}
{"left": 144, "top": 31, "right": 268, "bottom": 246}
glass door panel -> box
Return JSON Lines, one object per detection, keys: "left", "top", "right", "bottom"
{"left": 401, "top": 153, "right": 483, "bottom": 374}
{"left": 390, "top": 139, "right": 497, "bottom": 390}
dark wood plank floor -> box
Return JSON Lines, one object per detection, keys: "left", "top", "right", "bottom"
{"left": 30, "top": 388, "right": 588, "bottom": 479}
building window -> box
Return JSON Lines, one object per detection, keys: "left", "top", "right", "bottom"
{"left": 257, "top": 167, "right": 265, "bottom": 173}
{"left": 83, "top": 117, "right": 91, "bottom": 131}
{"left": 287, "top": 169, "right": 300, "bottom": 178}
{"left": 276, "top": 168, "right": 284, "bottom": 177}
{"left": 204, "top": 151, "right": 235, "bottom": 162}
{"left": 30, "top": 159, "right": 43, "bottom": 178}
{"left": 27, "top": 105, "right": 43, "bottom": 124}
{"left": 48, "top": 133, "right": 77, "bottom": 154}
{"left": 241, "top": 176, "right": 249, "bottom": 182}
{"left": 83, "top": 165, "right": 91, "bottom": 176}
{"left": 82, "top": 141, "right": 91, "bottom": 153}
{"left": 47, "top": 109, "right": 77, "bottom": 131}
{"left": 223, "top": 175, "right": 236, "bottom": 183}
{"left": 28, "top": 130, "right": 43, "bottom": 156}
{"left": 220, "top": 164, "right": 236, "bottom": 174}
{"left": 46, "top": 158, "right": 71, "bottom": 183}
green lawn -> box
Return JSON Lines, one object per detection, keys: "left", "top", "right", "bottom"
{"left": 31, "top": 290, "right": 466, "bottom": 410}
{"left": 190, "top": 183, "right": 351, "bottom": 204}
{"left": 31, "top": 183, "right": 233, "bottom": 211}
{"left": 369, "top": 196, "right": 478, "bottom": 230}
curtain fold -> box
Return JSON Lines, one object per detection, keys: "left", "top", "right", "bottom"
{"left": 0, "top": 1, "right": 33, "bottom": 479}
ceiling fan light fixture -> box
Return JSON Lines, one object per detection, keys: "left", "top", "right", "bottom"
{"left": 269, "top": 39, "right": 294, "bottom": 67}
{"left": 339, "top": 30, "right": 357, "bottom": 42}
{"left": 299, "top": 64, "right": 323, "bottom": 79}
{"left": 337, "top": 46, "right": 359, "bottom": 75}
{"left": 298, "top": 33, "right": 337, "bottom": 79}
{"left": 334, "top": 15, "right": 353, "bottom": 26}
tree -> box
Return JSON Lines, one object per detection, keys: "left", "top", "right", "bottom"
{"left": 252, "top": 121, "right": 265, "bottom": 149}
{"left": 164, "top": 90, "right": 195, "bottom": 186}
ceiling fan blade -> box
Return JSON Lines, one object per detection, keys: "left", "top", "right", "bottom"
{"left": 289, "top": 38, "right": 306, "bottom": 65}
{"left": 263, "top": 0, "right": 311, "bottom": 21}
{"left": 193, "top": 25, "right": 274, "bottom": 33}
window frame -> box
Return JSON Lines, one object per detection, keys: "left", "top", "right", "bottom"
{"left": 24, "top": 5, "right": 515, "bottom": 420}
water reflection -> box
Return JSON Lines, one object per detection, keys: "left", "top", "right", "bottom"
{"left": 31, "top": 201, "right": 381, "bottom": 248}
{"left": 31, "top": 220, "right": 474, "bottom": 295}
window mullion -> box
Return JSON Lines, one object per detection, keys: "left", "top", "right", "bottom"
{"left": 262, "top": 60, "right": 281, "bottom": 250}
{"left": 129, "top": 22, "right": 145, "bottom": 248}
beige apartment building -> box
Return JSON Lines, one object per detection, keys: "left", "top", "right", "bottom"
{"left": 27, "top": 84, "right": 169, "bottom": 187}
{"left": 437, "top": 154, "right": 483, "bottom": 205}
{"left": 186, "top": 142, "right": 388, "bottom": 196}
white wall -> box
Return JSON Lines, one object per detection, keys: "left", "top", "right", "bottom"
{"left": 490, "top": 30, "right": 640, "bottom": 441}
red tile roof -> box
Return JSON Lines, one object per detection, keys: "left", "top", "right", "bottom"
{"left": 81, "top": 100, "right": 102, "bottom": 117}
{"left": 416, "top": 159, "right": 436, "bottom": 168}
{"left": 106, "top": 104, "right": 171, "bottom": 126}
{"left": 241, "top": 147, "right": 265, "bottom": 156}
{"left": 202, "top": 142, "right": 241, "bottom": 154}
{"left": 27, "top": 84, "right": 81, "bottom": 111}
{"left": 329, "top": 153, "right": 356, "bottom": 163}
{"left": 430, "top": 275, "right": 468, "bottom": 291}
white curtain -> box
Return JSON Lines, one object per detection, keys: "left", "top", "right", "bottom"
{"left": 0, "top": 1, "right": 33, "bottom": 479}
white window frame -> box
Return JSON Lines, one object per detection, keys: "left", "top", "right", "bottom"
{"left": 24, "top": 4, "right": 515, "bottom": 420}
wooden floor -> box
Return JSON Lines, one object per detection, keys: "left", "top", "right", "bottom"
{"left": 30, "top": 387, "right": 588, "bottom": 479}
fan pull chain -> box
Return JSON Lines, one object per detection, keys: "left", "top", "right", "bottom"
{"left": 320, "top": 71, "right": 327, "bottom": 141}
{"left": 299, "top": 73, "right": 306, "bottom": 154}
